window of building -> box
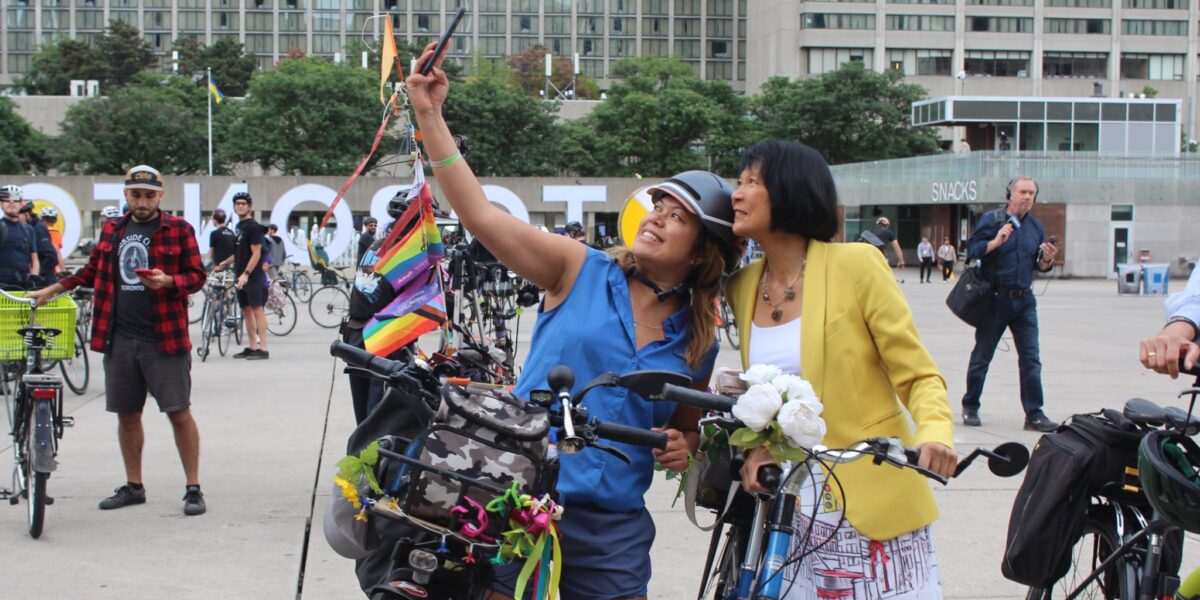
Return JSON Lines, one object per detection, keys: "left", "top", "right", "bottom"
{"left": 579, "top": 16, "right": 602, "bottom": 34}
{"left": 546, "top": 0, "right": 572, "bottom": 13}
{"left": 480, "top": 15, "right": 504, "bottom": 34}
{"left": 676, "top": 0, "right": 701, "bottom": 15}
{"left": 645, "top": 0, "right": 669, "bottom": 14}
{"left": 279, "top": 12, "right": 306, "bottom": 32}
{"left": 889, "top": 0, "right": 953, "bottom": 4}
{"left": 707, "top": 61, "right": 734, "bottom": 79}
{"left": 579, "top": 37, "right": 604, "bottom": 57}
{"left": 281, "top": 34, "right": 306, "bottom": 53}
{"left": 246, "top": 34, "right": 272, "bottom": 53}
{"left": 887, "top": 49, "right": 953, "bottom": 75}
{"left": 313, "top": 12, "right": 340, "bottom": 32}
{"left": 969, "top": 17, "right": 1033, "bottom": 32}
{"left": 513, "top": 16, "right": 535, "bottom": 34}
{"left": 886, "top": 15, "right": 954, "bottom": 30}
{"left": 708, "top": 0, "right": 733, "bottom": 15}
{"left": 479, "top": 36, "right": 505, "bottom": 56}
{"left": 709, "top": 40, "right": 730, "bottom": 58}
{"left": 177, "top": 11, "right": 203, "bottom": 30}
{"left": 804, "top": 13, "right": 876, "bottom": 30}
{"left": 546, "top": 37, "right": 570, "bottom": 56}
{"left": 6, "top": 31, "right": 34, "bottom": 50}
{"left": 643, "top": 17, "right": 668, "bottom": 36}
{"left": 416, "top": 14, "right": 439, "bottom": 33}
{"left": 512, "top": 0, "right": 537, "bottom": 11}
{"left": 644, "top": 39, "right": 670, "bottom": 57}
{"left": 1045, "top": 18, "right": 1112, "bottom": 34}
{"left": 1123, "top": 0, "right": 1186, "bottom": 7}
{"left": 965, "top": 50, "right": 1031, "bottom": 76}
{"left": 478, "top": 0, "right": 505, "bottom": 11}
{"left": 677, "top": 18, "right": 701, "bottom": 36}
{"left": 1121, "top": 19, "right": 1187, "bottom": 34}
{"left": 612, "top": 0, "right": 635, "bottom": 14}
{"left": 313, "top": 35, "right": 339, "bottom": 54}
{"left": 806, "top": 47, "right": 874, "bottom": 74}
{"left": 579, "top": 0, "right": 604, "bottom": 13}
{"left": 968, "top": 0, "right": 1033, "bottom": 5}
{"left": 1120, "top": 53, "right": 1185, "bottom": 79}
{"left": 547, "top": 16, "right": 571, "bottom": 35}
{"left": 675, "top": 39, "right": 701, "bottom": 58}
{"left": 111, "top": 10, "right": 136, "bottom": 25}
{"left": 612, "top": 17, "right": 635, "bottom": 35}
{"left": 75, "top": 9, "right": 102, "bottom": 29}
{"left": 1111, "top": 205, "right": 1134, "bottom": 220}
{"left": 708, "top": 18, "right": 734, "bottom": 37}
{"left": 8, "top": 53, "right": 31, "bottom": 73}
{"left": 610, "top": 38, "right": 632, "bottom": 57}
{"left": 1046, "top": 0, "right": 1110, "bottom": 5}
{"left": 1043, "top": 52, "right": 1108, "bottom": 77}
{"left": 245, "top": 12, "right": 273, "bottom": 31}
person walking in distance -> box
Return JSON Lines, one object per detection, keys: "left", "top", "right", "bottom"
{"left": 937, "top": 236, "right": 957, "bottom": 282}
{"left": 230, "top": 192, "right": 269, "bottom": 360}
{"left": 860, "top": 216, "right": 905, "bottom": 270}
{"left": 357, "top": 217, "right": 377, "bottom": 262}
{"left": 29, "top": 165, "right": 208, "bottom": 515}
{"left": 0, "top": 185, "right": 38, "bottom": 290}
{"left": 917, "top": 236, "right": 935, "bottom": 283}
{"left": 960, "top": 176, "right": 1059, "bottom": 432}
{"left": 265, "top": 224, "right": 286, "bottom": 280}
{"left": 206, "top": 209, "right": 237, "bottom": 272}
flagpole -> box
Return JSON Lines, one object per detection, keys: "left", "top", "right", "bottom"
{"left": 206, "top": 67, "right": 213, "bottom": 176}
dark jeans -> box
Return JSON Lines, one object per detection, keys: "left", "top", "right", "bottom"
{"left": 919, "top": 257, "right": 934, "bottom": 282}
{"left": 941, "top": 260, "right": 954, "bottom": 281}
{"left": 962, "top": 293, "right": 1046, "bottom": 417}
{"left": 342, "top": 325, "right": 385, "bottom": 424}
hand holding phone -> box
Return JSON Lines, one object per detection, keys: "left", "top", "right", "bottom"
{"left": 419, "top": 6, "right": 466, "bottom": 76}
{"left": 134, "top": 268, "right": 156, "bottom": 278}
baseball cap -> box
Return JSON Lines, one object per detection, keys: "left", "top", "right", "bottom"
{"left": 125, "top": 165, "right": 164, "bottom": 190}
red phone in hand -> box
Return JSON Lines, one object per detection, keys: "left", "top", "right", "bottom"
{"left": 134, "top": 268, "right": 156, "bottom": 277}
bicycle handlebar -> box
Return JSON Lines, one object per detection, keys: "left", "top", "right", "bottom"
{"left": 591, "top": 420, "right": 668, "bottom": 450}
{"left": 0, "top": 288, "right": 37, "bottom": 308}
{"left": 657, "top": 384, "right": 735, "bottom": 413}
{"left": 329, "top": 340, "right": 406, "bottom": 380}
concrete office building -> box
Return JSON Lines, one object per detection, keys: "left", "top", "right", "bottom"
{"left": 0, "top": 0, "right": 750, "bottom": 91}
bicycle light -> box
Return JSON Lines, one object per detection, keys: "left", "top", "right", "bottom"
{"left": 31, "top": 387, "right": 57, "bottom": 401}
{"left": 409, "top": 548, "right": 438, "bottom": 574}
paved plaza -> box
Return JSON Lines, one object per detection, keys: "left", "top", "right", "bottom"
{"left": 1, "top": 274, "right": 1198, "bottom": 599}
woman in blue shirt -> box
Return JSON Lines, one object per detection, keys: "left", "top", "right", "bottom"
{"left": 408, "top": 46, "right": 742, "bottom": 599}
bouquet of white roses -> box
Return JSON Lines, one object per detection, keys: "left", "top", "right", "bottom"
{"left": 729, "top": 364, "right": 827, "bottom": 463}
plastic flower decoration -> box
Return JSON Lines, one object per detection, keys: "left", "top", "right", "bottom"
{"left": 729, "top": 367, "right": 826, "bottom": 462}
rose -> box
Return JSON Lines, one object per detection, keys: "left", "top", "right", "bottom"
{"left": 771, "top": 374, "right": 819, "bottom": 407}
{"left": 776, "top": 396, "right": 827, "bottom": 449}
{"left": 731, "top": 383, "right": 783, "bottom": 432}
{"left": 739, "top": 364, "right": 783, "bottom": 387}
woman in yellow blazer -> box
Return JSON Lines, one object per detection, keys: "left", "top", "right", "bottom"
{"left": 729, "top": 141, "right": 956, "bottom": 599}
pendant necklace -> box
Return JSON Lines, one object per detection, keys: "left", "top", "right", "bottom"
{"left": 760, "top": 258, "right": 806, "bottom": 322}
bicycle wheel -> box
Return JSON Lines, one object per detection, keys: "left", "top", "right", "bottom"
{"left": 720, "top": 299, "right": 740, "bottom": 350}
{"left": 187, "top": 290, "right": 206, "bottom": 324}
{"left": 24, "top": 397, "right": 49, "bottom": 538}
{"left": 198, "top": 300, "right": 215, "bottom": 361}
{"left": 701, "top": 524, "right": 743, "bottom": 600}
{"left": 308, "top": 285, "right": 350, "bottom": 329}
{"left": 266, "top": 291, "right": 298, "bottom": 336}
{"left": 218, "top": 302, "right": 233, "bottom": 357}
{"left": 1025, "top": 506, "right": 1137, "bottom": 600}
{"left": 59, "top": 325, "right": 89, "bottom": 395}
{"left": 292, "top": 272, "right": 313, "bottom": 302}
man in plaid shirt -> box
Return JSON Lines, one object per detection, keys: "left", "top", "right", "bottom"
{"left": 31, "top": 165, "right": 209, "bottom": 516}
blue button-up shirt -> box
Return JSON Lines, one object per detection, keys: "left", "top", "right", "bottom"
{"left": 513, "top": 248, "right": 718, "bottom": 511}
{"left": 967, "top": 209, "right": 1047, "bottom": 289}
{"left": 1166, "top": 266, "right": 1200, "bottom": 341}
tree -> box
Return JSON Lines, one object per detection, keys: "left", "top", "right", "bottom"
{"left": 55, "top": 74, "right": 210, "bottom": 175}
{"left": 750, "top": 62, "right": 939, "bottom": 165}
{"left": 505, "top": 45, "right": 596, "bottom": 99}
{"left": 172, "top": 36, "right": 256, "bottom": 97}
{"left": 15, "top": 40, "right": 107, "bottom": 95}
{"left": 442, "top": 76, "right": 562, "bottom": 176}
{"left": 221, "top": 57, "right": 387, "bottom": 175}
{"left": 562, "top": 56, "right": 746, "bottom": 177}
{"left": 96, "top": 20, "right": 157, "bottom": 92}
{"left": 0, "top": 98, "right": 50, "bottom": 174}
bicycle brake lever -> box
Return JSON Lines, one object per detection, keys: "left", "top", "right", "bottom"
{"left": 591, "top": 442, "right": 631, "bottom": 464}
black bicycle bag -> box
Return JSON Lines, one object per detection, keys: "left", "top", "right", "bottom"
{"left": 1001, "top": 413, "right": 1144, "bottom": 588}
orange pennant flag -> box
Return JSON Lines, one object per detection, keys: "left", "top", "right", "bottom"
{"left": 380, "top": 17, "right": 398, "bottom": 105}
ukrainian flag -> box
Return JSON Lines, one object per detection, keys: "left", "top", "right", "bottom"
{"left": 208, "top": 76, "right": 225, "bottom": 104}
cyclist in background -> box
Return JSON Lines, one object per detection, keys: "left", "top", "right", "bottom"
{"left": 265, "top": 224, "right": 286, "bottom": 280}
{"left": 564, "top": 220, "right": 586, "bottom": 243}
{"left": 408, "top": 45, "right": 742, "bottom": 599}
{"left": 230, "top": 192, "right": 269, "bottom": 360}
{"left": 101, "top": 204, "right": 122, "bottom": 225}
{"left": 1140, "top": 264, "right": 1199, "bottom": 378}
{"left": 206, "top": 209, "right": 236, "bottom": 273}
{"left": 39, "top": 207, "right": 62, "bottom": 281}
{"left": 0, "top": 185, "right": 38, "bottom": 290}
{"left": 20, "top": 201, "right": 57, "bottom": 286}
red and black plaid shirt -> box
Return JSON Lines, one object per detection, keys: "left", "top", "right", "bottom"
{"left": 59, "top": 212, "right": 206, "bottom": 355}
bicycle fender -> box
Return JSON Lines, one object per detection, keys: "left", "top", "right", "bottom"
{"left": 32, "top": 400, "right": 57, "bottom": 473}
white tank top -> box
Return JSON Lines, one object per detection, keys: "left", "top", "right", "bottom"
{"left": 748, "top": 317, "right": 801, "bottom": 376}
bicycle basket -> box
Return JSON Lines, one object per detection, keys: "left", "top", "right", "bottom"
{"left": 0, "top": 292, "right": 76, "bottom": 361}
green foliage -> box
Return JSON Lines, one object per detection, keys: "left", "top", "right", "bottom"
{"left": 505, "top": 45, "right": 597, "bottom": 100}
{"left": 567, "top": 56, "right": 745, "bottom": 177}
{"left": 96, "top": 20, "right": 158, "bottom": 92}
{"left": 442, "top": 76, "right": 561, "bottom": 176}
{"left": 16, "top": 40, "right": 107, "bottom": 95}
{"left": 221, "top": 57, "right": 386, "bottom": 175}
{"left": 55, "top": 74, "right": 210, "bottom": 175}
{"left": 750, "top": 62, "right": 939, "bottom": 165}
{"left": 173, "top": 37, "right": 257, "bottom": 97}
{"left": 0, "top": 98, "right": 50, "bottom": 174}
{"left": 344, "top": 37, "right": 465, "bottom": 81}
{"left": 1140, "top": 85, "right": 1159, "bottom": 99}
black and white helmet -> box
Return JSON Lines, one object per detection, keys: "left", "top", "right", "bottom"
{"left": 39, "top": 207, "right": 58, "bottom": 219}
{"left": 0, "top": 185, "right": 23, "bottom": 202}
{"left": 101, "top": 205, "right": 121, "bottom": 219}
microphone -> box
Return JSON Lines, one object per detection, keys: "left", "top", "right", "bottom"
{"left": 1007, "top": 215, "right": 1021, "bottom": 230}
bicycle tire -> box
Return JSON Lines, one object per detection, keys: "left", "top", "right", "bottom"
{"left": 25, "top": 399, "right": 48, "bottom": 538}
{"left": 292, "top": 272, "right": 313, "bottom": 302}
{"left": 720, "top": 300, "right": 740, "bottom": 350}
{"left": 308, "top": 286, "right": 350, "bottom": 329}
{"left": 266, "top": 290, "right": 298, "bottom": 336}
{"left": 187, "top": 290, "right": 206, "bottom": 324}
{"left": 1025, "top": 505, "right": 1137, "bottom": 600}
{"left": 198, "top": 300, "right": 214, "bottom": 361}
{"left": 59, "top": 325, "right": 89, "bottom": 395}
{"left": 701, "top": 524, "right": 743, "bottom": 600}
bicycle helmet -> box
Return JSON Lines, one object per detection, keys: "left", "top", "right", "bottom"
{"left": 387, "top": 189, "right": 413, "bottom": 220}
{"left": 646, "top": 170, "right": 746, "bottom": 272}
{"left": 0, "top": 184, "right": 22, "bottom": 202}
{"left": 1138, "top": 430, "right": 1200, "bottom": 533}
{"left": 564, "top": 221, "right": 584, "bottom": 235}
{"left": 39, "top": 207, "right": 58, "bottom": 219}
{"left": 101, "top": 205, "right": 121, "bottom": 219}
{"left": 232, "top": 191, "right": 252, "bottom": 204}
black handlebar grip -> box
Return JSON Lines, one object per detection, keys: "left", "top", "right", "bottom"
{"left": 758, "top": 464, "right": 782, "bottom": 491}
{"left": 329, "top": 341, "right": 402, "bottom": 377}
{"left": 658, "top": 384, "right": 735, "bottom": 413}
{"left": 593, "top": 421, "right": 668, "bottom": 450}
{"left": 1182, "top": 358, "right": 1200, "bottom": 378}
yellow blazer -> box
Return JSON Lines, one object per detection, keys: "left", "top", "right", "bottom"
{"left": 726, "top": 240, "right": 954, "bottom": 541}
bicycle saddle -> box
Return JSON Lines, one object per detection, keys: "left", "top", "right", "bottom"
{"left": 1163, "top": 406, "right": 1200, "bottom": 435}
{"left": 1123, "top": 397, "right": 1167, "bottom": 427}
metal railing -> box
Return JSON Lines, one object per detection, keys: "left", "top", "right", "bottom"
{"left": 830, "top": 151, "right": 1200, "bottom": 184}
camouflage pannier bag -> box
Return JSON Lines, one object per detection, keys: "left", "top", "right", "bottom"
{"left": 395, "top": 382, "right": 553, "bottom": 535}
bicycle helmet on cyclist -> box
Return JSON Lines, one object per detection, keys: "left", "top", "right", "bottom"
{"left": 0, "top": 184, "right": 22, "bottom": 202}
{"left": 564, "top": 221, "right": 584, "bottom": 235}
{"left": 39, "top": 207, "right": 58, "bottom": 219}
{"left": 101, "top": 205, "right": 121, "bottom": 219}
{"left": 1138, "top": 430, "right": 1200, "bottom": 533}
{"left": 387, "top": 190, "right": 413, "bottom": 220}
{"left": 232, "top": 191, "right": 252, "bottom": 204}
{"left": 646, "top": 170, "right": 746, "bottom": 273}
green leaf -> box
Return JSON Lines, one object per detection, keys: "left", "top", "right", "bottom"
{"left": 363, "top": 468, "right": 383, "bottom": 495}
{"left": 359, "top": 440, "right": 380, "bottom": 467}
{"left": 729, "top": 427, "right": 769, "bottom": 449}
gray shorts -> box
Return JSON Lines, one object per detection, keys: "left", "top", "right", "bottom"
{"left": 103, "top": 334, "right": 192, "bottom": 414}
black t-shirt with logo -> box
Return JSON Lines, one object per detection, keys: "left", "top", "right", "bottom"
{"left": 209, "top": 226, "right": 237, "bottom": 267}
{"left": 113, "top": 216, "right": 160, "bottom": 341}
{"left": 234, "top": 219, "right": 265, "bottom": 278}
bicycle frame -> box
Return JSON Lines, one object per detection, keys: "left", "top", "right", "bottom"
{"left": 1059, "top": 507, "right": 1174, "bottom": 600}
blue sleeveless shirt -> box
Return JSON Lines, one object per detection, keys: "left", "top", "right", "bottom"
{"left": 513, "top": 248, "right": 718, "bottom": 511}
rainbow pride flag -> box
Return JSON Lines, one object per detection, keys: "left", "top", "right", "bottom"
{"left": 372, "top": 169, "right": 444, "bottom": 292}
{"left": 363, "top": 271, "right": 446, "bottom": 357}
